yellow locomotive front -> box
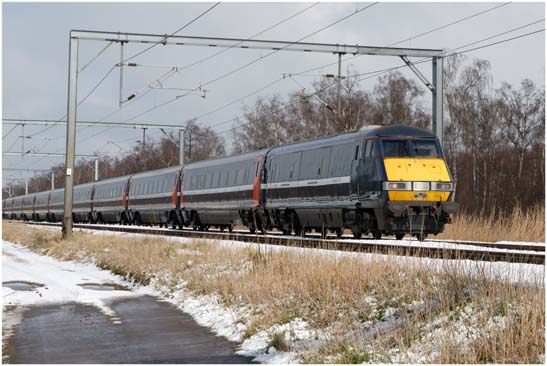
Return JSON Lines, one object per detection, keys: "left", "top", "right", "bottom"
{"left": 378, "top": 135, "right": 457, "bottom": 240}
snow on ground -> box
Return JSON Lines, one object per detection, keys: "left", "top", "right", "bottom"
{"left": 1, "top": 239, "right": 312, "bottom": 363}
{"left": 2, "top": 240, "right": 153, "bottom": 313}
{"left": 7, "top": 224, "right": 545, "bottom": 363}
{"left": 2, "top": 240, "right": 155, "bottom": 361}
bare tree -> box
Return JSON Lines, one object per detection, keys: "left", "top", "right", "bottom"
{"left": 369, "top": 71, "right": 430, "bottom": 128}
{"left": 232, "top": 95, "right": 291, "bottom": 153}
{"left": 498, "top": 79, "right": 545, "bottom": 178}
{"left": 183, "top": 119, "right": 225, "bottom": 163}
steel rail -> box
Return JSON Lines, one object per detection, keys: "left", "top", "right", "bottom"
{"left": 22, "top": 222, "right": 545, "bottom": 265}
{"left": 277, "top": 232, "right": 545, "bottom": 252}
{"left": 423, "top": 238, "right": 545, "bottom": 252}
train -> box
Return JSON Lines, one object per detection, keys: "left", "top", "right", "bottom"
{"left": 2, "top": 125, "right": 458, "bottom": 240}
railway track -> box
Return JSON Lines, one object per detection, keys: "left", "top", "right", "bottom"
{"left": 301, "top": 232, "right": 545, "bottom": 252}
{"left": 23, "top": 221, "right": 545, "bottom": 265}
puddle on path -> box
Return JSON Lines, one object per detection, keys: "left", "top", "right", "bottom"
{"left": 2, "top": 281, "right": 45, "bottom": 292}
{"left": 77, "top": 283, "right": 130, "bottom": 291}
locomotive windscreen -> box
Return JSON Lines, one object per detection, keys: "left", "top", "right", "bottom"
{"left": 382, "top": 139, "right": 439, "bottom": 158}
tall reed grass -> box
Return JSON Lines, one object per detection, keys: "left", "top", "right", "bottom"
{"left": 438, "top": 204, "right": 545, "bottom": 242}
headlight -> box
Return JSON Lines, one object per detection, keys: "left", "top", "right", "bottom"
{"left": 432, "top": 182, "right": 454, "bottom": 191}
{"left": 412, "top": 182, "right": 430, "bottom": 191}
{"left": 382, "top": 181, "right": 411, "bottom": 190}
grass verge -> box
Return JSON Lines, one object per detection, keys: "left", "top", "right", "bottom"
{"left": 2, "top": 221, "right": 544, "bottom": 363}
{"left": 438, "top": 205, "right": 544, "bottom": 242}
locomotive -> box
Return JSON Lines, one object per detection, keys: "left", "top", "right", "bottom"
{"left": 3, "top": 125, "right": 457, "bottom": 240}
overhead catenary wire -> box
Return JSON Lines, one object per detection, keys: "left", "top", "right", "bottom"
{"left": 33, "top": 2, "right": 222, "bottom": 160}
{"left": 122, "top": 2, "right": 379, "bottom": 123}
{"left": 212, "top": 26, "right": 545, "bottom": 137}
{"left": 41, "top": 14, "right": 544, "bottom": 163}
{"left": 293, "top": 18, "right": 545, "bottom": 78}
{"left": 14, "top": 8, "right": 542, "bottom": 173}
{"left": 27, "top": 64, "right": 118, "bottom": 140}
{"left": 167, "top": 2, "right": 320, "bottom": 73}
{"left": 122, "top": 2, "right": 222, "bottom": 63}
{"left": 2, "top": 125, "right": 19, "bottom": 139}
{"left": 91, "top": 3, "right": 230, "bottom": 125}
{"left": 5, "top": 137, "right": 21, "bottom": 153}
{"left": 79, "top": 41, "right": 114, "bottom": 73}
{"left": 203, "top": 17, "right": 544, "bottom": 132}
{"left": 97, "top": 68, "right": 178, "bottom": 122}
{"left": 293, "top": 2, "right": 513, "bottom": 76}
{"left": 96, "top": 2, "right": 321, "bottom": 123}
{"left": 183, "top": 3, "right": 516, "bottom": 129}
{"left": 95, "top": 3, "right": 324, "bottom": 134}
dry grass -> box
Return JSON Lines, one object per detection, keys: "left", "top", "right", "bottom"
{"left": 2, "top": 221, "right": 545, "bottom": 363}
{"left": 438, "top": 204, "right": 545, "bottom": 242}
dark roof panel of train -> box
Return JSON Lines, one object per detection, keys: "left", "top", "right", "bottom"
{"left": 268, "top": 124, "right": 435, "bottom": 155}
{"left": 369, "top": 124, "right": 436, "bottom": 138}
{"left": 129, "top": 165, "right": 180, "bottom": 180}
{"left": 183, "top": 149, "right": 269, "bottom": 170}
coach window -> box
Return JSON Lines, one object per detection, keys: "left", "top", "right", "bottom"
{"left": 382, "top": 139, "right": 410, "bottom": 158}
{"left": 289, "top": 162, "right": 295, "bottom": 179}
{"left": 233, "top": 170, "right": 239, "bottom": 185}
{"left": 364, "top": 140, "right": 371, "bottom": 158}
{"left": 412, "top": 139, "right": 439, "bottom": 158}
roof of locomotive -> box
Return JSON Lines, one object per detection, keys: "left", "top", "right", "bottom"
{"left": 268, "top": 124, "right": 436, "bottom": 155}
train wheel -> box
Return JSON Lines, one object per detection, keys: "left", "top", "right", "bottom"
{"left": 289, "top": 212, "right": 302, "bottom": 236}
{"left": 335, "top": 228, "right": 343, "bottom": 239}
{"left": 395, "top": 233, "right": 405, "bottom": 240}
{"left": 372, "top": 231, "right": 382, "bottom": 240}
{"left": 415, "top": 233, "right": 427, "bottom": 241}
{"left": 320, "top": 227, "right": 328, "bottom": 239}
{"left": 228, "top": 224, "right": 234, "bottom": 233}
{"left": 249, "top": 226, "right": 256, "bottom": 234}
{"left": 352, "top": 230, "right": 362, "bottom": 239}
{"left": 135, "top": 213, "right": 143, "bottom": 226}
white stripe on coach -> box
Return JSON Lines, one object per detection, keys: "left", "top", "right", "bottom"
{"left": 262, "top": 176, "right": 350, "bottom": 190}
{"left": 183, "top": 184, "right": 255, "bottom": 196}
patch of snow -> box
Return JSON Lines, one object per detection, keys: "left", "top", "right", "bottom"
{"left": 2, "top": 240, "right": 154, "bottom": 327}
{"left": 238, "top": 318, "right": 323, "bottom": 363}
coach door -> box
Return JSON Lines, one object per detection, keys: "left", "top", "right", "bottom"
{"left": 350, "top": 142, "right": 363, "bottom": 201}
{"left": 122, "top": 179, "right": 130, "bottom": 211}
{"left": 173, "top": 170, "right": 184, "bottom": 209}
{"left": 253, "top": 156, "right": 263, "bottom": 207}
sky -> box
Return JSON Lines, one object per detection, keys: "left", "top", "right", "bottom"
{"left": 2, "top": 1, "right": 545, "bottom": 187}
